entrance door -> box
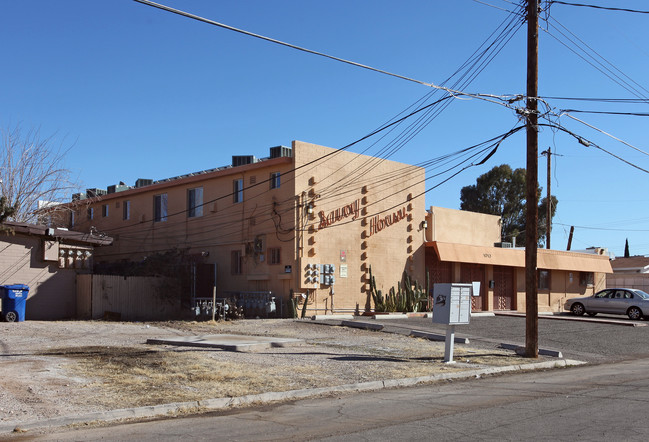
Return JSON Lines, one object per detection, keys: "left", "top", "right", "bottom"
{"left": 461, "top": 263, "right": 485, "bottom": 311}
{"left": 493, "top": 265, "right": 514, "bottom": 310}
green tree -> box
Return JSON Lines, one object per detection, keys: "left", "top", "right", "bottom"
{"left": 624, "top": 238, "right": 630, "bottom": 258}
{"left": 460, "top": 164, "right": 558, "bottom": 247}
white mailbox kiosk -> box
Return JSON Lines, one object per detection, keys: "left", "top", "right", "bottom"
{"left": 432, "top": 283, "right": 475, "bottom": 363}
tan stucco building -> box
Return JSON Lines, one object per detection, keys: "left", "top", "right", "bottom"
{"left": 61, "top": 140, "right": 427, "bottom": 316}
{"left": 425, "top": 206, "right": 612, "bottom": 313}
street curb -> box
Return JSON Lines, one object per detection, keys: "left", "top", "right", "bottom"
{"left": 494, "top": 311, "right": 647, "bottom": 327}
{"left": 410, "top": 329, "right": 470, "bottom": 344}
{"left": 499, "top": 343, "right": 563, "bottom": 358}
{"left": 0, "top": 359, "right": 585, "bottom": 435}
{"left": 340, "top": 320, "right": 384, "bottom": 331}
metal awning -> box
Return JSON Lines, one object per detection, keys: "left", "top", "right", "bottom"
{"left": 428, "top": 241, "right": 612, "bottom": 273}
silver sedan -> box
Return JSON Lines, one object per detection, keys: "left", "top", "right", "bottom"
{"left": 564, "top": 288, "right": 649, "bottom": 320}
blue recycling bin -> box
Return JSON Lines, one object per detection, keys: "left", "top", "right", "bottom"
{"left": 1, "top": 284, "right": 29, "bottom": 322}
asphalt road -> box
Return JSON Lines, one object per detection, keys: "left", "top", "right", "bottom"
{"left": 371, "top": 314, "right": 649, "bottom": 363}
{"left": 21, "top": 356, "right": 649, "bottom": 441}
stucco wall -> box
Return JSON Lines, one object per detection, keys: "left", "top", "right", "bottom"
{"left": 427, "top": 206, "right": 501, "bottom": 247}
{"left": 1, "top": 234, "right": 77, "bottom": 319}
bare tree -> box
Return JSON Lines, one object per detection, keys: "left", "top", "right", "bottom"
{"left": 0, "top": 124, "right": 78, "bottom": 224}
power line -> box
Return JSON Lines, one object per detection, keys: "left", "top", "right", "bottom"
{"left": 550, "top": 1, "right": 649, "bottom": 14}
{"left": 560, "top": 109, "right": 649, "bottom": 116}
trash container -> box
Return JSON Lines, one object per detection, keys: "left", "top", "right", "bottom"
{"left": 1, "top": 284, "right": 29, "bottom": 322}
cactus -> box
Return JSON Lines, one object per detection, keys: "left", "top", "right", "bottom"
{"left": 300, "top": 292, "right": 309, "bottom": 319}
{"left": 369, "top": 265, "right": 387, "bottom": 312}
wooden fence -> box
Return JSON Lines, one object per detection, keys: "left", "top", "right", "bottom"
{"left": 76, "top": 274, "right": 182, "bottom": 321}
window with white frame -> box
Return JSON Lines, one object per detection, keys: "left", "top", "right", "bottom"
{"left": 123, "top": 200, "right": 130, "bottom": 220}
{"left": 233, "top": 179, "right": 243, "bottom": 203}
{"left": 154, "top": 194, "right": 168, "bottom": 222}
{"left": 188, "top": 187, "right": 203, "bottom": 218}
{"left": 270, "top": 172, "right": 280, "bottom": 189}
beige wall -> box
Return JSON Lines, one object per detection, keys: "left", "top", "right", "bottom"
{"left": 427, "top": 206, "right": 501, "bottom": 246}
{"left": 65, "top": 140, "right": 426, "bottom": 314}
{"left": 515, "top": 267, "right": 604, "bottom": 313}
{"left": 0, "top": 234, "right": 78, "bottom": 319}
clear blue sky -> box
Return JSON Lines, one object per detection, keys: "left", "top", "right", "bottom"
{"left": 2, "top": 0, "right": 648, "bottom": 257}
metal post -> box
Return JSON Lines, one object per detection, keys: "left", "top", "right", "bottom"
{"left": 444, "top": 325, "right": 456, "bottom": 363}
{"left": 525, "top": 0, "right": 539, "bottom": 358}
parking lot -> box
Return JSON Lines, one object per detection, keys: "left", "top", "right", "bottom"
{"left": 343, "top": 313, "right": 649, "bottom": 363}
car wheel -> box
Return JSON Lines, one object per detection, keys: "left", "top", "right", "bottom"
{"left": 587, "top": 312, "right": 597, "bottom": 317}
{"left": 4, "top": 311, "right": 17, "bottom": 322}
{"left": 627, "top": 306, "right": 643, "bottom": 320}
{"left": 571, "top": 303, "right": 585, "bottom": 316}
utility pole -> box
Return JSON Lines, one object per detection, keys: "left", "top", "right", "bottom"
{"left": 525, "top": 0, "right": 539, "bottom": 359}
{"left": 541, "top": 147, "right": 551, "bottom": 249}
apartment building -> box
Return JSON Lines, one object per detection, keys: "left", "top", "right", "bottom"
{"left": 62, "top": 140, "right": 427, "bottom": 315}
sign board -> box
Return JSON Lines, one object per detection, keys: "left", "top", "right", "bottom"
{"left": 432, "top": 283, "right": 472, "bottom": 325}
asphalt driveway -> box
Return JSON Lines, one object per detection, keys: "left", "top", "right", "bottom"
{"left": 334, "top": 314, "right": 649, "bottom": 363}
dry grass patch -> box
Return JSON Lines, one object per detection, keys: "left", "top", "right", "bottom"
{"left": 45, "top": 346, "right": 319, "bottom": 409}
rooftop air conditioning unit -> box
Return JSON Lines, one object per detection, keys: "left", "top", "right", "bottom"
{"left": 135, "top": 178, "right": 153, "bottom": 188}
{"left": 86, "top": 188, "right": 107, "bottom": 198}
{"left": 107, "top": 184, "right": 131, "bottom": 194}
{"left": 269, "top": 146, "right": 292, "bottom": 159}
{"left": 232, "top": 155, "right": 257, "bottom": 167}
{"left": 494, "top": 242, "right": 513, "bottom": 248}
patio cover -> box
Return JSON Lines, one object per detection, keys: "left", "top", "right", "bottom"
{"left": 428, "top": 241, "right": 612, "bottom": 273}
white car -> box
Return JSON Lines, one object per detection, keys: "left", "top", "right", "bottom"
{"left": 564, "top": 288, "right": 649, "bottom": 320}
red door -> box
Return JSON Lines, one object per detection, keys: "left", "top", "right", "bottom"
{"left": 493, "top": 265, "right": 514, "bottom": 310}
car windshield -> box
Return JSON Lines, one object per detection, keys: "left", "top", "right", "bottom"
{"left": 632, "top": 290, "right": 649, "bottom": 300}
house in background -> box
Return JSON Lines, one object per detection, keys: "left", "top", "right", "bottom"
{"left": 425, "top": 206, "right": 613, "bottom": 313}
{"left": 607, "top": 256, "right": 649, "bottom": 293}
{"left": 0, "top": 221, "right": 112, "bottom": 320}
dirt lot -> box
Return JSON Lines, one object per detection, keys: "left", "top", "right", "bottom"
{"left": 0, "top": 319, "right": 531, "bottom": 430}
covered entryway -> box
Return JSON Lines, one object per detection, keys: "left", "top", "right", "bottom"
{"left": 493, "top": 265, "right": 515, "bottom": 310}
{"left": 461, "top": 263, "right": 485, "bottom": 311}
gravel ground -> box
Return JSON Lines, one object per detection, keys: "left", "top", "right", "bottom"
{"left": 0, "top": 319, "right": 532, "bottom": 430}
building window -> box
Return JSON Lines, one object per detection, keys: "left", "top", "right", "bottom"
{"left": 188, "top": 187, "right": 203, "bottom": 218}
{"left": 154, "top": 194, "right": 168, "bottom": 222}
{"left": 87, "top": 207, "right": 94, "bottom": 220}
{"left": 231, "top": 250, "right": 242, "bottom": 275}
{"left": 538, "top": 269, "right": 550, "bottom": 290}
{"left": 270, "top": 172, "right": 280, "bottom": 189}
{"left": 102, "top": 204, "right": 109, "bottom": 217}
{"left": 269, "top": 247, "right": 281, "bottom": 265}
{"left": 580, "top": 272, "right": 594, "bottom": 287}
{"left": 123, "top": 200, "right": 130, "bottom": 220}
{"left": 233, "top": 179, "right": 243, "bottom": 203}
{"left": 70, "top": 211, "right": 75, "bottom": 227}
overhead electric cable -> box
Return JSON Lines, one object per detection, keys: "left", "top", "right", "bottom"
{"left": 560, "top": 113, "right": 649, "bottom": 157}
{"left": 550, "top": 1, "right": 649, "bottom": 14}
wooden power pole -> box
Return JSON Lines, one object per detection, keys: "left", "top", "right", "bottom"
{"left": 525, "top": 0, "right": 539, "bottom": 359}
